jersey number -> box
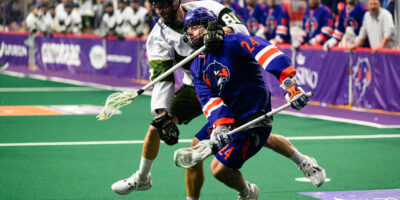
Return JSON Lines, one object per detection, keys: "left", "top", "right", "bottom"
{"left": 218, "top": 145, "right": 235, "bottom": 160}
{"left": 221, "top": 13, "right": 241, "bottom": 25}
{"left": 240, "top": 38, "right": 261, "bottom": 54}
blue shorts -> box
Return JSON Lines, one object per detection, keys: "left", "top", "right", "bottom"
{"left": 195, "top": 125, "right": 271, "bottom": 169}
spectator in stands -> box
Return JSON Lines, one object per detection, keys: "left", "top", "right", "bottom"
{"left": 380, "top": 0, "right": 394, "bottom": 19}
{"left": 321, "top": 0, "right": 345, "bottom": 19}
{"left": 101, "top": 1, "right": 118, "bottom": 37}
{"left": 222, "top": 0, "right": 246, "bottom": 22}
{"left": 262, "top": 0, "right": 291, "bottom": 44}
{"left": 38, "top": 2, "right": 48, "bottom": 19}
{"left": 323, "top": 0, "right": 367, "bottom": 50}
{"left": 79, "top": 0, "right": 95, "bottom": 34}
{"left": 116, "top": 0, "right": 132, "bottom": 38}
{"left": 349, "top": 0, "right": 395, "bottom": 52}
{"left": 126, "top": 0, "right": 148, "bottom": 37}
{"left": 56, "top": 0, "right": 69, "bottom": 21}
{"left": 59, "top": 1, "right": 82, "bottom": 34}
{"left": 26, "top": 5, "right": 46, "bottom": 34}
{"left": 143, "top": 0, "right": 155, "bottom": 39}
{"left": 292, "top": 0, "right": 334, "bottom": 47}
{"left": 44, "top": 2, "right": 60, "bottom": 34}
{"left": 244, "top": 0, "right": 267, "bottom": 36}
{"left": 93, "top": 0, "right": 106, "bottom": 32}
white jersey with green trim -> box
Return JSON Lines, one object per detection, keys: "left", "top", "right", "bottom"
{"left": 146, "top": 0, "right": 249, "bottom": 116}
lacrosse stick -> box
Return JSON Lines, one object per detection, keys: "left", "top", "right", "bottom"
{"left": 97, "top": 45, "right": 206, "bottom": 120}
{"left": 174, "top": 92, "right": 313, "bottom": 168}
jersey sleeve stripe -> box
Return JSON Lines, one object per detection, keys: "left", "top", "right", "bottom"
{"left": 255, "top": 45, "right": 274, "bottom": 61}
{"left": 276, "top": 26, "right": 288, "bottom": 34}
{"left": 203, "top": 98, "right": 225, "bottom": 118}
{"left": 256, "top": 46, "right": 282, "bottom": 69}
{"left": 321, "top": 26, "right": 333, "bottom": 35}
{"left": 261, "top": 51, "right": 284, "bottom": 70}
{"left": 213, "top": 117, "right": 235, "bottom": 127}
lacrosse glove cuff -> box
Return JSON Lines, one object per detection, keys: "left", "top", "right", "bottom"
{"left": 151, "top": 113, "right": 180, "bottom": 145}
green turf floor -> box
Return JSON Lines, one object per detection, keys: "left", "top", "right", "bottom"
{"left": 1, "top": 74, "right": 400, "bottom": 199}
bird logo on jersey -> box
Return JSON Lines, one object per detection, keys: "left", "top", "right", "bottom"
{"left": 203, "top": 61, "right": 230, "bottom": 94}
{"left": 266, "top": 16, "right": 277, "bottom": 36}
{"left": 344, "top": 18, "right": 358, "bottom": 30}
{"left": 305, "top": 18, "right": 319, "bottom": 37}
{"left": 352, "top": 57, "right": 371, "bottom": 105}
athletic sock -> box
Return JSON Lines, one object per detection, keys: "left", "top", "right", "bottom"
{"left": 138, "top": 157, "right": 153, "bottom": 179}
{"left": 291, "top": 151, "right": 307, "bottom": 165}
{"left": 239, "top": 184, "right": 250, "bottom": 197}
{"left": 186, "top": 197, "right": 199, "bottom": 200}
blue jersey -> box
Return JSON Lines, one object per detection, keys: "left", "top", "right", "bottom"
{"left": 244, "top": 3, "right": 266, "bottom": 35}
{"left": 229, "top": 2, "right": 247, "bottom": 22}
{"left": 302, "top": 5, "right": 334, "bottom": 44}
{"left": 190, "top": 33, "right": 295, "bottom": 128}
{"left": 261, "top": 4, "right": 290, "bottom": 42}
{"left": 332, "top": 2, "right": 367, "bottom": 41}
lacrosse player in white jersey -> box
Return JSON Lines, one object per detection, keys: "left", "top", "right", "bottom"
{"left": 101, "top": 2, "right": 119, "bottom": 37}
{"left": 111, "top": 0, "right": 326, "bottom": 199}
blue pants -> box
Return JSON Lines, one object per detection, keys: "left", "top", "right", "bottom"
{"left": 196, "top": 125, "right": 271, "bottom": 169}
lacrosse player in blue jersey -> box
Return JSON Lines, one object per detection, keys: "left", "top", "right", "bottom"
{"left": 111, "top": 0, "right": 326, "bottom": 199}
{"left": 183, "top": 7, "right": 326, "bottom": 199}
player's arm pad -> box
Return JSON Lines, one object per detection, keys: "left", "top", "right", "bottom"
{"left": 151, "top": 112, "right": 180, "bottom": 145}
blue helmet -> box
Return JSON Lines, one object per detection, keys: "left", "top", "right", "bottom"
{"left": 183, "top": 7, "right": 218, "bottom": 32}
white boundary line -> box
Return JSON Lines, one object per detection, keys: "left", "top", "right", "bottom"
{"left": 1, "top": 134, "right": 399, "bottom": 147}
{"left": 0, "top": 70, "right": 152, "bottom": 95}
{"left": 1, "top": 70, "right": 399, "bottom": 128}
{"left": 280, "top": 111, "right": 400, "bottom": 129}
{"left": 0, "top": 87, "right": 105, "bottom": 92}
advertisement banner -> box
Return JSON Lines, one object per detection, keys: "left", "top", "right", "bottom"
{"left": 352, "top": 51, "right": 400, "bottom": 111}
{"left": 35, "top": 36, "right": 140, "bottom": 78}
{"left": 264, "top": 48, "right": 349, "bottom": 105}
{"left": 2, "top": 33, "right": 399, "bottom": 112}
{"left": 0, "top": 33, "right": 29, "bottom": 66}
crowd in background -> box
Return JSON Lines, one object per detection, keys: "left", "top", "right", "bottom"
{"left": 0, "top": 0, "right": 397, "bottom": 49}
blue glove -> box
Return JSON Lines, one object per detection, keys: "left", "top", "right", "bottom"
{"left": 210, "top": 125, "right": 232, "bottom": 152}
{"left": 280, "top": 77, "right": 309, "bottom": 110}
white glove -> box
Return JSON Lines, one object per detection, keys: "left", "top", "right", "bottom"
{"left": 280, "top": 77, "right": 309, "bottom": 110}
{"left": 323, "top": 38, "right": 338, "bottom": 51}
{"left": 210, "top": 125, "right": 232, "bottom": 152}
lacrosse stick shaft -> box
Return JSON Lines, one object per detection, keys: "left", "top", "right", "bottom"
{"left": 228, "top": 92, "right": 313, "bottom": 135}
{"left": 136, "top": 46, "right": 206, "bottom": 96}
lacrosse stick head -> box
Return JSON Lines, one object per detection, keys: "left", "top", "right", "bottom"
{"left": 96, "top": 91, "right": 138, "bottom": 120}
{"left": 174, "top": 140, "right": 213, "bottom": 168}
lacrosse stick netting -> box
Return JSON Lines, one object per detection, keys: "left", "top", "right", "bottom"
{"left": 96, "top": 91, "right": 139, "bottom": 120}
{"left": 96, "top": 46, "right": 206, "bottom": 120}
{"left": 174, "top": 140, "right": 213, "bottom": 168}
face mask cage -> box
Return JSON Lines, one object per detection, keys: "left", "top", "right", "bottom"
{"left": 184, "top": 21, "right": 209, "bottom": 50}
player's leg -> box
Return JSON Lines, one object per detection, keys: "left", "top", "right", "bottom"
{"left": 111, "top": 124, "right": 161, "bottom": 195}
{"left": 185, "top": 137, "right": 204, "bottom": 199}
{"left": 211, "top": 126, "right": 270, "bottom": 199}
{"left": 264, "top": 133, "right": 326, "bottom": 187}
{"left": 169, "top": 85, "right": 205, "bottom": 200}
{"left": 111, "top": 85, "right": 200, "bottom": 195}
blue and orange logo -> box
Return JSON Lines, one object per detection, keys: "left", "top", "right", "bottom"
{"left": 203, "top": 61, "right": 230, "bottom": 93}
